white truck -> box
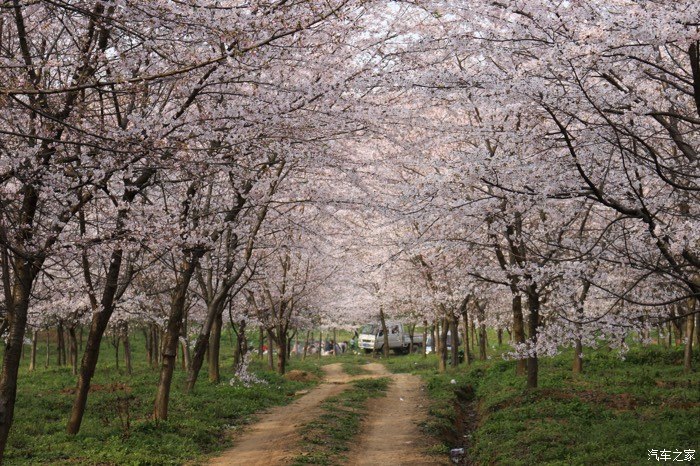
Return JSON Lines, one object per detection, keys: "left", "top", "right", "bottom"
{"left": 358, "top": 322, "right": 423, "bottom": 354}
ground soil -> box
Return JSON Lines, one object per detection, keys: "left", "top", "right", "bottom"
{"left": 208, "top": 362, "right": 443, "bottom": 465}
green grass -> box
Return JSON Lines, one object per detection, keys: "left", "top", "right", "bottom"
{"left": 292, "top": 377, "right": 391, "bottom": 465}
{"left": 5, "top": 329, "right": 329, "bottom": 465}
{"left": 386, "top": 346, "right": 700, "bottom": 465}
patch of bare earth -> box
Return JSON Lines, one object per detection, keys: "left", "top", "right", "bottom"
{"left": 208, "top": 362, "right": 441, "bottom": 465}
{"left": 208, "top": 363, "right": 350, "bottom": 466}
{"left": 345, "top": 369, "right": 447, "bottom": 466}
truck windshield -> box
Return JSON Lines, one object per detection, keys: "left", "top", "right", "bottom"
{"left": 360, "top": 324, "right": 377, "bottom": 335}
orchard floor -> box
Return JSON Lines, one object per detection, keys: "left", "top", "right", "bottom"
{"left": 208, "top": 362, "right": 442, "bottom": 465}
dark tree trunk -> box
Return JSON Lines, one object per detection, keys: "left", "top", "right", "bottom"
{"left": 153, "top": 251, "right": 202, "bottom": 421}
{"left": 259, "top": 326, "right": 265, "bottom": 360}
{"left": 438, "top": 316, "right": 449, "bottom": 372}
{"left": 0, "top": 279, "right": 31, "bottom": 459}
{"left": 497, "top": 328, "right": 503, "bottom": 345}
{"left": 123, "top": 323, "right": 132, "bottom": 376}
{"left": 67, "top": 248, "right": 124, "bottom": 435}
{"left": 421, "top": 320, "right": 428, "bottom": 358}
{"left": 526, "top": 285, "right": 540, "bottom": 389}
{"left": 208, "top": 312, "right": 222, "bottom": 383}
{"left": 379, "top": 308, "right": 389, "bottom": 357}
{"left": 302, "top": 330, "right": 310, "bottom": 360}
{"left": 45, "top": 330, "right": 50, "bottom": 368}
{"left": 68, "top": 326, "right": 78, "bottom": 376}
{"left": 684, "top": 310, "right": 695, "bottom": 373}
{"left": 276, "top": 327, "right": 288, "bottom": 375}
{"left": 267, "top": 329, "right": 274, "bottom": 370}
{"left": 57, "top": 320, "right": 66, "bottom": 366}
{"left": 29, "top": 329, "right": 38, "bottom": 372}
{"left": 450, "top": 315, "right": 459, "bottom": 367}
{"left": 512, "top": 294, "right": 527, "bottom": 376}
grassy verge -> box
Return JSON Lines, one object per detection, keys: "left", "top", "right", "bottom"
{"left": 385, "top": 347, "right": 700, "bottom": 465}
{"left": 4, "top": 334, "right": 328, "bottom": 465}
{"left": 292, "top": 377, "right": 391, "bottom": 465}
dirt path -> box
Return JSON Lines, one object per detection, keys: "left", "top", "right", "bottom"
{"left": 345, "top": 369, "right": 446, "bottom": 465}
{"left": 208, "top": 362, "right": 441, "bottom": 465}
{"left": 209, "top": 364, "right": 350, "bottom": 466}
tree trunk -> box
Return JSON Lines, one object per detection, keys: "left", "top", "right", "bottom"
{"left": 68, "top": 326, "right": 78, "bottom": 376}
{"left": 302, "top": 330, "right": 310, "bottom": 360}
{"left": 67, "top": 247, "right": 125, "bottom": 435}
{"left": 0, "top": 279, "right": 32, "bottom": 459}
{"left": 318, "top": 330, "right": 322, "bottom": 360}
{"left": 438, "top": 316, "right": 449, "bottom": 372}
{"left": 421, "top": 320, "right": 428, "bottom": 358}
{"left": 333, "top": 328, "right": 338, "bottom": 356}
{"left": 259, "top": 326, "right": 265, "bottom": 360}
{"left": 497, "top": 328, "right": 503, "bottom": 345}
{"left": 479, "top": 323, "right": 487, "bottom": 361}
{"left": 153, "top": 251, "right": 202, "bottom": 421}
{"left": 461, "top": 311, "right": 471, "bottom": 365}
{"left": 123, "top": 323, "right": 132, "bottom": 376}
{"left": 430, "top": 322, "right": 436, "bottom": 357}
{"left": 113, "top": 335, "right": 120, "bottom": 370}
{"left": 208, "top": 312, "right": 222, "bottom": 383}
{"left": 45, "top": 329, "right": 50, "bottom": 368}
{"left": 267, "top": 329, "right": 275, "bottom": 370}
{"left": 276, "top": 328, "right": 288, "bottom": 375}
{"left": 684, "top": 311, "right": 695, "bottom": 373}
{"left": 29, "top": 330, "right": 38, "bottom": 372}
{"left": 450, "top": 315, "right": 459, "bottom": 367}
{"left": 379, "top": 308, "right": 390, "bottom": 357}
{"left": 526, "top": 285, "right": 540, "bottom": 389}
{"left": 573, "top": 338, "right": 583, "bottom": 374}
{"left": 57, "top": 320, "right": 65, "bottom": 366}
{"left": 512, "top": 294, "right": 527, "bottom": 376}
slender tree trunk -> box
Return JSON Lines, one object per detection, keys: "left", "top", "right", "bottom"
{"left": 684, "top": 311, "right": 695, "bottom": 373}
{"left": 123, "top": 323, "right": 132, "bottom": 376}
{"left": 318, "top": 330, "right": 322, "bottom": 360}
{"left": 113, "top": 335, "right": 120, "bottom": 370}
{"left": 512, "top": 294, "right": 527, "bottom": 376}
{"left": 232, "top": 319, "right": 247, "bottom": 371}
{"left": 379, "top": 308, "right": 390, "bottom": 357}
{"left": 276, "top": 329, "right": 288, "bottom": 375}
{"left": 258, "top": 326, "right": 264, "bottom": 359}
{"left": 461, "top": 311, "right": 471, "bottom": 365}
{"left": 438, "top": 316, "right": 448, "bottom": 372}
{"left": 450, "top": 315, "right": 459, "bottom": 367}
{"left": 145, "top": 327, "right": 153, "bottom": 366}
{"left": 154, "top": 251, "right": 202, "bottom": 421}
{"left": 526, "top": 285, "right": 540, "bottom": 389}
{"left": 421, "top": 320, "right": 428, "bottom": 358}
{"left": 208, "top": 312, "right": 222, "bottom": 383}
{"left": 57, "top": 320, "right": 65, "bottom": 366}
{"left": 573, "top": 338, "right": 583, "bottom": 374}
{"left": 45, "top": 330, "right": 50, "bottom": 368}
{"left": 267, "top": 329, "right": 275, "bottom": 370}
{"left": 0, "top": 278, "right": 32, "bottom": 459}
{"left": 497, "top": 328, "right": 503, "bottom": 345}
{"left": 333, "top": 328, "right": 338, "bottom": 356}
{"left": 479, "top": 323, "right": 487, "bottom": 360}
{"left": 67, "top": 248, "right": 124, "bottom": 435}
{"left": 68, "top": 326, "right": 78, "bottom": 376}
{"left": 29, "top": 330, "right": 38, "bottom": 372}
{"left": 302, "top": 330, "right": 310, "bottom": 360}
{"left": 434, "top": 320, "right": 441, "bottom": 357}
